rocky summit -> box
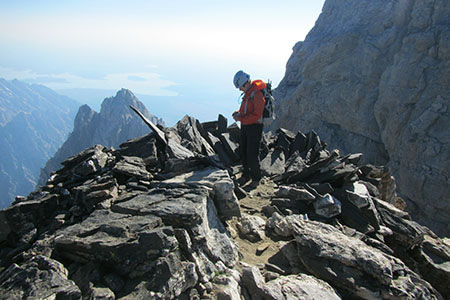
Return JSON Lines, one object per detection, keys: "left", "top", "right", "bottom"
{"left": 272, "top": 0, "right": 450, "bottom": 237}
{"left": 0, "top": 109, "right": 448, "bottom": 299}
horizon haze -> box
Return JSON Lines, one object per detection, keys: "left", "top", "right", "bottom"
{"left": 0, "top": 0, "right": 325, "bottom": 125}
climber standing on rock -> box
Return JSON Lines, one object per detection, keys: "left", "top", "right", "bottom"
{"left": 232, "top": 70, "right": 266, "bottom": 188}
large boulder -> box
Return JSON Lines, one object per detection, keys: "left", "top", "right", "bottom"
{"left": 289, "top": 218, "right": 441, "bottom": 299}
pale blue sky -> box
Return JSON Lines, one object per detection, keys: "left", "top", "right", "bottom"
{"left": 0, "top": 0, "right": 325, "bottom": 125}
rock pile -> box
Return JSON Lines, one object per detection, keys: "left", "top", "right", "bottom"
{"left": 0, "top": 109, "right": 448, "bottom": 299}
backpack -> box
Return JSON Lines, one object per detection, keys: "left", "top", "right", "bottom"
{"left": 250, "top": 80, "right": 275, "bottom": 121}
{"left": 261, "top": 80, "right": 275, "bottom": 120}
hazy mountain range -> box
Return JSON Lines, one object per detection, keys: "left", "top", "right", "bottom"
{"left": 0, "top": 78, "right": 79, "bottom": 208}
{"left": 0, "top": 79, "right": 164, "bottom": 208}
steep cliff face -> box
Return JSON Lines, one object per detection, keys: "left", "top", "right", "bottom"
{"left": 38, "top": 89, "right": 164, "bottom": 185}
{"left": 0, "top": 79, "right": 79, "bottom": 208}
{"left": 272, "top": 0, "right": 449, "bottom": 236}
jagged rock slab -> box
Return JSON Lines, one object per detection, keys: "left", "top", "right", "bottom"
{"left": 175, "top": 115, "right": 216, "bottom": 156}
{"left": 219, "top": 133, "right": 240, "bottom": 162}
{"left": 410, "top": 235, "right": 450, "bottom": 297}
{"left": 265, "top": 274, "right": 341, "bottom": 300}
{"left": 261, "top": 149, "right": 286, "bottom": 177}
{"left": 241, "top": 263, "right": 341, "bottom": 300}
{"left": 111, "top": 182, "right": 238, "bottom": 267}
{"left": 129, "top": 105, "right": 166, "bottom": 145}
{"left": 207, "top": 132, "right": 233, "bottom": 166}
{"left": 118, "top": 134, "right": 160, "bottom": 165}
{"left": 112, "top": 155, "right": 153, "bottom": 181}
{"left": 289, "top": 219, "right": 441, "bottom": 299}
{"left": 55, "top": 210, "right": 164, "bottom": 274}
{"left": 0, "top": 255, "right": 81, "bottom": 299}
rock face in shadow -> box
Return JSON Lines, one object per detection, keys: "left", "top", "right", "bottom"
{"left": 272, "top": 0, "right": 450, "bottom": 237}
{"left": 0, "top": 112, "right": 448, "bottom": 299}
{"left": 38, "top": 89, "right": 164, "bottom": 186}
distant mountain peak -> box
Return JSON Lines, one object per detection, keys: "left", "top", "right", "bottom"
{"left": 38, "top": 89, "right": 165, "bottom": 186}
{"left": 116, "top": 88, "right": 135, "bottom": 98}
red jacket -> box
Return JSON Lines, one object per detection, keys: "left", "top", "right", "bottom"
{"left": 238, "top": 80, "right": 266, "bottom": 125}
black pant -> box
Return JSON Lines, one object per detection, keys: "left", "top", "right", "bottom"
{"left": 240, "top": 123, "right": 263, "bottom": 181}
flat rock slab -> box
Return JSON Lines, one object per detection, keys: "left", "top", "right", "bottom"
{"left": 112, "top": 186, "right": 208, "bottom": 227}
{"left": 55, "top": 209, "right": 166, "bottom": 276}
{"left": 112, "top": 156, "right": 153, "bottom": 181}
{"left": 162, "top": 167, "right": 241, "bottom": 218}
{"left": 289, "top": 219, "right": 440, "bottom": 299}
{"left": 112, "top": 181, "right": 239, "bottom": 267}
{"left": 266, "top": 274, "right": 341, "bottom": 300}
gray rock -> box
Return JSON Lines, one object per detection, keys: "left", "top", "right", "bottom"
{"left": 89, "top": 287, "right": 115, "bottom": 300}
{"left": 274, "top": 186, "right": 316, "bottom": 201}
{"left": 260, "top": 149, "right": 286, "bottom": 177}
{"left": 124, "top": 254, "right": 198, "bottom": 299}
{"left": 285, "top": 150, "right": 307, "bottom": 174}
{"left": 129, "top": 104, "right": 166, "bottom": 145}
{"left": 236, "top": 215, "right": 266, "bottom": 242}
{"left": 218, "top": 114, "right": 228, "bottom": 135}
{"left": 166, "top": 137, "right": 195, "bottom": 160}
{"left": 289, "top": 219, "right": 441, "bottom": 299}
{"left": 175, "top": 115, "right": 215, "bottom": 156}
{"left": 267, "top": 213, "right": 308, "bottom": 238}
{"left": 112, "top": 155, "right": 153, "bottom": 181}
{"left": 213, "top": 274, "right": 241, "bottom": 300}
{"left": 162, "top": 167, "right": 241, "bottom": 218}
{"left": 112, "top": 182, "right": 238, "bottom": 267}
{"left": 55, "top": 210, "right": 165, "bottom": 274}
{"left": 0, "top": 193, "right": 59, "bottom": 244}
{"left": 272, "top": 0, "right": 450, "bottom": 236}
{"left": 265, "top": 274, "right": 341, "bottom": 300}
{"left": 335, "top": 189, "right": 379, "bottom": 234}
{"left": 208, "top": 132, "right": 233, "bottom": 166}
{"left": 117, "top": 134, "right": 159, "bottom": 166}
{"left": 72, "top": 148, "right": 109, "bottom": 177}
{"left": 240, "top": 263, "right": 284, "bottom": 300}
{"left": 313, "top": 194, "right": 341, "bottom": 218}
{"left": 0, "top": 255, "right": 81, "bottom": 299}
{"left": 227, "top": 122, "right": 241, "bottom": 143}
{"left": 345, "top": 181, "right": 371, "bottom": 208}
{"left": 410, "top": 235, "right": 450, "bottom": 297}
{"left": 219, "top": 133, "right": 240, "bottom": 162}
{"left": 286, "top": 149, "right": 340, "bottom": 184}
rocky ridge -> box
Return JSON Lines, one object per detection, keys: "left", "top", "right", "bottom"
{"left": 38, "top": 89, "right": 164, "bottom": 186}
{"left": 272, "top": 0, "right": 450, "bottom": 237}
{"left": 0, "top": 110, "right": 448, "bottom": 299}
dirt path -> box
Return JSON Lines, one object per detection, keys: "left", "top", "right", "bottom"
{"left": 227, "top": 179, "right": 284, "bottom": 269}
